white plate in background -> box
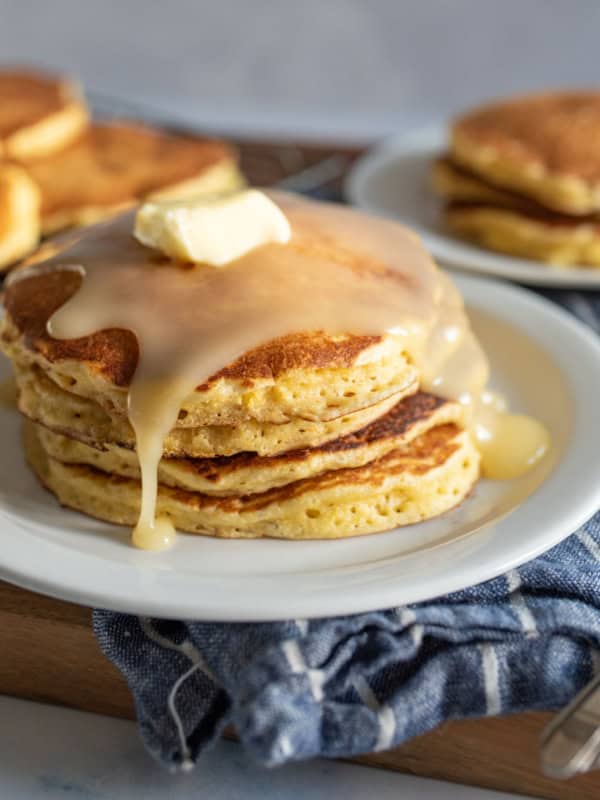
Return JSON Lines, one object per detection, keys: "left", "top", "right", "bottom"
{"left": 0, "top": 274, "right": 599, "bottom": 620}
{"left": 346, "top": 126, "right": 600, "bottom": 289}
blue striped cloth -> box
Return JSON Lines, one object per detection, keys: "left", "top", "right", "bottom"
{"left": 93, "top": 283, "right": 600, "bottom": 771}
{"left": 94, "top": 515, "right": 600, "bottom": 770}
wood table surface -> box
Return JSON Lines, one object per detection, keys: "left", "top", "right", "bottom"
{"left": 1, "top": 135, "right": 598, "bottom": 800}
{"left": 0, "top": 581, "right": 597, "bottom": 800}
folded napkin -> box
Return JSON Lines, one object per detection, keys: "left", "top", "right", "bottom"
{"left": 94, "top": 512, "right": 600, "bottom": 770}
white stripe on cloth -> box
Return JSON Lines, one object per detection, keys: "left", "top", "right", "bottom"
{"left": 396, "top": 606, "right": 424, "bottom": 646}
{"left": 506, "top": 569, "right": 537, "bottom": 636}
{"left": 281, "top": 639, "right": 325, "bottom": 701}
{"left": 352, "top": 674, "right": 396, "bottom": 751}
{"left": 139, "top": 617, "right": 206, "bottom": 668}
{"left": 577, "top": 529, "right": 600, "bottom": 563}
{"left": 479, "top": 643, "right": 502, "bottom": 716}
{"left": 278, "top": 735, "right": 294, "bottom": 758}
{"left": 396, "top": 607, "right": 416, "bottom": 627}
{"left": 139, "top": 617, "right": 215, "bottom": 770}
{"left": 166, "top": 663, "right": 202, "bottom": 771}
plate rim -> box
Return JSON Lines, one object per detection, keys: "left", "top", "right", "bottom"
{"left": 1, "top": 274, "right": 600, "bottom": 620}
{"left": 345, "top": 123, "right": 600, "bottom": 289}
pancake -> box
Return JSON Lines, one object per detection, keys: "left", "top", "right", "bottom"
{"left": 451, "top": 91, "right": 600, "bottom": 215}
{"left": 36, "top": 392, "right": 464, "bottom": 496}
{"left": 2, "top": 257, "right": 420, "bottom": 428}
{"left": 4, "top": 320, "right": 417, "bottom": 426}
{"left": 445, "top": 201, "right": 600, "bottom": 267}
{"left": 15, "top": 364, "right": 407, "bottom": 458}
{"left": 22, "top": 123, "right": 243, "bottom": 234}
{"left": 25, "top": 419, "right": 479, "bottom": 539}
{"left": 0, "top": 164, "right": 40, "bottom": 271}
{"left": 0, "top": 70, "right": 88, "bottom": 160}
{"left": 431, "top": 156, "right": 538, "bottom": 212}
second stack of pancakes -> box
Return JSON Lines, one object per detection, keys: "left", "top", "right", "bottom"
{"left": 432, "top": 91, "right": 600, "bottom": 267}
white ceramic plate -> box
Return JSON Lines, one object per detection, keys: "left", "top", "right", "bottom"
{"left": 1, "top": 274, "right": 599, "bottom": 620}
{"left": 346, "top": 125, "right": 600, "bottom": 289}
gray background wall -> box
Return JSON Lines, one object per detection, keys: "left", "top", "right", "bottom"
{"left": 0, "top": 0, "right": 597, "bottom": 138}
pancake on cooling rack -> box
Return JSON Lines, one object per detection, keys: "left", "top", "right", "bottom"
{"left": 0, "top": 189, "right": 548, "bottom": 548}
{"left": 432, "top": 91, "right": 600, "bottom": 267}
{"left": 0, "top": 68, "right": 243, "bottom": 272}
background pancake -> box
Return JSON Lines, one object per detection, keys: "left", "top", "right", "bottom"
{"left": 36, "top": 392, "right": 465, "bottom": 495}
{"left": 25, "top": 419, "right": 479, "bottom": 539}
{"left": 432, "top": 156, "right": 542, "bottom": 212}
{"left": 23, "top": 122, "right": 243, "bottom": 234}
{"left": 451, "top": 91, "right": 600, "bottom": 215}
{"left": 445, "top": 202, "right": 600, "bottom": 267}
{"left": 435, "top": 115, "right": 600, "bottom": 265}
{"left": 0, "top": 165, "right": 40, "bottom": 271}
{"left": 0, "top": 70, "right": 88, "bottom": 160}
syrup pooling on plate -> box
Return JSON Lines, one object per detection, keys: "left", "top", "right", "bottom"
{"left": 10, "top": 191, "right": 548, "bottom": 549}
{"left": 474, "top": 390, "right": 550, "bottom": 480}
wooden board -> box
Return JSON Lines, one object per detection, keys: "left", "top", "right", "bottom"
{"left": 0, "top": 580, "right": 598, "bottom": 800}
{"left": 1, "top": 136, "right": 598, "bottom": 798}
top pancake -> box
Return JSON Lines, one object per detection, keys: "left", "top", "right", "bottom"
{"left": 22, "top": 122, "right": 243, "bottom": 234}
{"left": 451, "top": 91, "right": 600, "bottom": 215}
{"left": 2, "top": 193, "right": 452, "bottom": 427}
{"left": 1, "top": 269, "right": 416, "bottom": 427}
{"left": 0, "top": 70, "right": 88, "bottom": 161}
{"left": 2, "top": 257, "right": 418, "bottom": 429}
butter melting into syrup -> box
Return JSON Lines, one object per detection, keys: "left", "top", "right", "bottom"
{"left": 16, "top": 192, "right": 548, "bottom": 549}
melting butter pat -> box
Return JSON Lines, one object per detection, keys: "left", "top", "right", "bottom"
{"left": 134, "top": 189, "right": 291, "bottom": 266}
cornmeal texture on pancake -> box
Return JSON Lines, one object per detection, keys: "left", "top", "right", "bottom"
{"left": 0, "top": 70, "right": 88, "bottom": 160}
{"left": 445, "top": 202, "right": 600, "bottom": 267}
{"left": 36, "top": 392, "right": 464, "bottom": 495}
{"left": 23, "top": 123, "right": 243, "bottom": 234}
{"left": 451, "top": 91, "right": 600, "bottom": 215}
{"left": 25, "top": 419, "right": 479, "bottom": 540}
{"left": 2, "top": 269, "right": 419, "bottom": 427}
{"left": 14, "top": 365, "right": 406, "bottom": 458}
{"left": 432, "top": 156, "right": 545, "bottom": 212}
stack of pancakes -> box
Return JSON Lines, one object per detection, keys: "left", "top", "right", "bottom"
{"left": 1, "top": 265, "right": 479, "bottom": 542}
{"left": 0, "top": 69, "right": 242, "bottom": 271}
{"left": 432, "top": 91, "right": 600, "bottom": 267}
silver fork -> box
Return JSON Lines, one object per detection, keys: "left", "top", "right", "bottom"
{"left": 541, "top": 672, "right": 600, "bottom": 778}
